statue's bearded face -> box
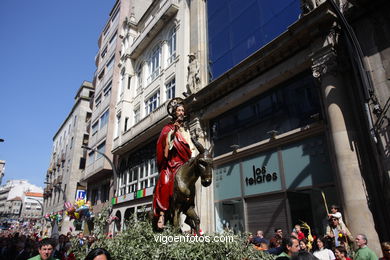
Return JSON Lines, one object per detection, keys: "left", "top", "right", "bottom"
{"left": 175, "top": 105, "right": 185, "bottom": 122}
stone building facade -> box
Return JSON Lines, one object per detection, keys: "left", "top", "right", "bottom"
{"left": 82, "top": 0, "right": 143, "bottom": 219}
{"left": 110, "top": 0, "right": 210, "bottom": 232}
{"left": 44, "top": 81, "right": 94, "bottom": 234}
{"left": 182, "top": 0, "right": 389, "bottom": 255}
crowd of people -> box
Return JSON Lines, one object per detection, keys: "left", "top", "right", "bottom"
{"left": 247, "top": 206, "right": 390, "bottom": 260}
{"left": 0, "top": 231, "right": 107, "bottom": 260}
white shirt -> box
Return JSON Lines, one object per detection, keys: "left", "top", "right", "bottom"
{"left": 314, "top": 248, "right": 336, "bottom": 260}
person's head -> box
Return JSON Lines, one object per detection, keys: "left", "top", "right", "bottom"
{"left": 316, "top": 237, "right": 327, "bottom": 250}
{"left": 275, "top": 228, "right": 283, "bottom": 237}
{"left": 78, "top": 232, "right": 84, "bottom": 239}
{"left": 330, "top": 205, "right": 339, "bottom": 214}
{"left": 291, "top": 251, "right": 319, "bottom": 260}
{"left": 174, "top": 105, "right": 185, "bottom": 122}
{"left": 256, "top": 230, "right": 264, "bottom": 238}
{"left": 85, "top": 248, "right": 112, "bottom": 260}
{"left": 329, "top": 217, "right": 339, "bottom": 227}
{"left": 381, "top": 242, "right": 390, "bottom": 259}
{"left": 299, "top": 239, "right": 308, "bottom": 251}
{"left": 295, "top": 225, "right": 301, "bottom": 232}
{"left": 59, "top": 234, "right": 66, "bottom": 243}
{"left": 38, "top": 238, "right": 55, "bottom": 260}
{"left": 355, "top": 234, "right": 368, "bottom": 248}
{"left": 282, "top": 236, "right": 300, "bottom": 256}
{"left": 259, "top": 241, "right": 269, "bottom": 250}
{"left": 334, "top": 246, "right": 348, "bottom": 260}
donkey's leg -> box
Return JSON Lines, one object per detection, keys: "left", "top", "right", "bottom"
{"left": 185, "top": 207, "right": 200, "bottom": 235}
{"left": 173, "top": 207, "right": 181, "bottom": 232}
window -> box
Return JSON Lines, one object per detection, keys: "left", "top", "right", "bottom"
{"left": 118, "top": 71, "right": 125, "bottom": 102}
{"left": 138, "top": 158, "right": 158, "bottom": 190}
{"left": 100, "top": 110, "right": 109, "bottom": 128}
{"left": 103, "top": 82, "right": 112, "bottom": 99}
{"left": 95, "top": 94, "right": 102, "bottom": 108}
{"left": 111, "top": 7, "right": 120, "bottom": 23}
{"left": 145, "top": 91, "right": 160, "bottom": 116}
{"left": 136, "top": 65, "right": 143, "bottom": 94}
{"left": 167, "top": 27, "right": 177, "bottom": 65}
{"left": 92, "top": 122, "right": 98, "bottom": 135}
{"left": 148, "top": 44, "right": 161, "bottom": 83}
{"left": 134, "top": 106, "right": 140, "bottom": 124}
{"left": 70, "top": 137, "right": 73, "bottom": 149}
{"left": 101, "top": 46, "right": 108, "bottom": 58}
{"left": 207, "top": 0, "right": 300, "bottom": 79}
{"left": 165, "top": 78, "right": 176, "bottom": 100}
{"left": 96, "top": 142, "right": 106, "bottom": 159}
{"left": 127, "top": 168, "right": 138, "bottom": 193}
{"left": 101, "top": 183, "right": 109, "bottom": 203}
{"left": 124, "top": 117, "right": 129, "bottom": 132}
{"left": 91, "top": 189, "right": 99, "bottom": 205}
{"left": 106, "top": 56, "right": 115, "bottom": 72}
{"left": 109, "top": 32, "right": 117, "bottom": 47}
{"left": 115, "top": 113, "right": 121, "bottom": 138}
{"left": 119, "top": 171, "right": 127, "bottom": 196}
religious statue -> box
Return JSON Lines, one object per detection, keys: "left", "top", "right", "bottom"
{"left": 152, "top": 98, "right": 213, "bottom": 234}
{"left": 184, "top": 53, "right": 200, "bottom": 97}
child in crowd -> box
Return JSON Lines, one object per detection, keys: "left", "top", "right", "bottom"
{"left": 294, "top": 224, "right": 305, "bottom": 240}
{"left": 328, "top": 205, "right": 345, "bottom": 226}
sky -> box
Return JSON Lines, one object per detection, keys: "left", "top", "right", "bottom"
{"left": 0, "top": 0, "right": 115, "bottom": 188}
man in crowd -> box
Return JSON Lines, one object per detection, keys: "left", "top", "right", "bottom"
{"left": 276, "top": 235, "right": 300, "bottom": 259}
{"left": 355, "top": 234, "right": 377, "bottom": 260}
{"left": 28, "top": 238, "right": 59, "bottom": 260}
{"left": 270, "top": 228, "right": 284, "bottom": 248}
{"left": 253, "top": 230, "right": 269, "bottom": 245}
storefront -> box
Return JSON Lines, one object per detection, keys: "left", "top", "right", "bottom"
{"left": 207, "top": 72, "right": 340, "bottom": 237}
{"left": 112, "top": 140, "right": 157, "bottom": 231}
{"left": 214, "top": 134, "right": 338, "bottom": 237}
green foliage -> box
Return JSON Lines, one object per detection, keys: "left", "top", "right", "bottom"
{"left": 71, "top": 207, "right": 275, "bottom": 260}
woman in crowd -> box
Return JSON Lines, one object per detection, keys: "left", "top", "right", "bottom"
{"left": 313, "top": 237, "right": 335, "bottom": 260}
{"left": 334, "top": 246, "right": 351, "bottom": 260}
{"left": 299, "top": 238, "right": 309, "bottom": 252}
{"left": 85, "top": 248, "right": 111, "bottom": 260}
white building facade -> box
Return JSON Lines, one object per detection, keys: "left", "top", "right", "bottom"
{"left": 111, "top": 0, "right": 211, "bottom": 232}
{"left": 0, "top": 180, "right": 42, "bottom": 220}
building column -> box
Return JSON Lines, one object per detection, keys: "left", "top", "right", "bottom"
{"left": 190, "top": 116, "right": 214, "bottom": 233}
{"left": 312, "top": 45, "right": 381, "bottom": 254}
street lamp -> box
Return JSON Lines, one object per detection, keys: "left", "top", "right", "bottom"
{"left": 81, "top": 145, "right": 118, "bottom": 197}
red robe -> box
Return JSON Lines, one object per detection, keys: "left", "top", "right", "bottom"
{"left": 153, "top": 124, "right": 192, "bottom": 216}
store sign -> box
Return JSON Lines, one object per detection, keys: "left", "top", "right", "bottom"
{"left": 242, "top": 151, "right": 281, "bottom": 195}
{"left": 76, "top": 190, "right": 86, "bottom": 200}
{"left": 245, "top": 165, "right": 277, "bottom": 186}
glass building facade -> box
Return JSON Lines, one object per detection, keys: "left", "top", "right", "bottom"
{"left": 207, "top": 0, "right": 301, "bottom": 79}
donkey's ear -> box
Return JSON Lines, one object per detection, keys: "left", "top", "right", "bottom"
{"left": 191, "top": 137, "right": 205, "bottom": 154}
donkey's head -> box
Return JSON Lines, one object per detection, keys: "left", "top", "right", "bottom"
{"left": 192, "top": 138, "right": 213, "bottom": 187}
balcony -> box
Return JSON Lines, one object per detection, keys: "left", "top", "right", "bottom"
{"left": 113, "top": 101, "right": 169, "bottom": 153}
{"left": 91, "top": 92, "right": 111, "bottom": 124}
{"left": 89, "top": 124, "right": 108, "bottom": 148}
{"left": 84, "top": 156, "right": 106, "bottom": 179}
{"left": 125, "top": 0, "right": 179, "bottom": 59}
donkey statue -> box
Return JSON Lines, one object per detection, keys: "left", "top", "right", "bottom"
{"left": 168, "top": 137, "right": 213, "bottom": 235}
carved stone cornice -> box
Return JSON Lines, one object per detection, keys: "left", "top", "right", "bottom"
{"left": 311, "top": 46, "right": 338, "bottom": 79}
